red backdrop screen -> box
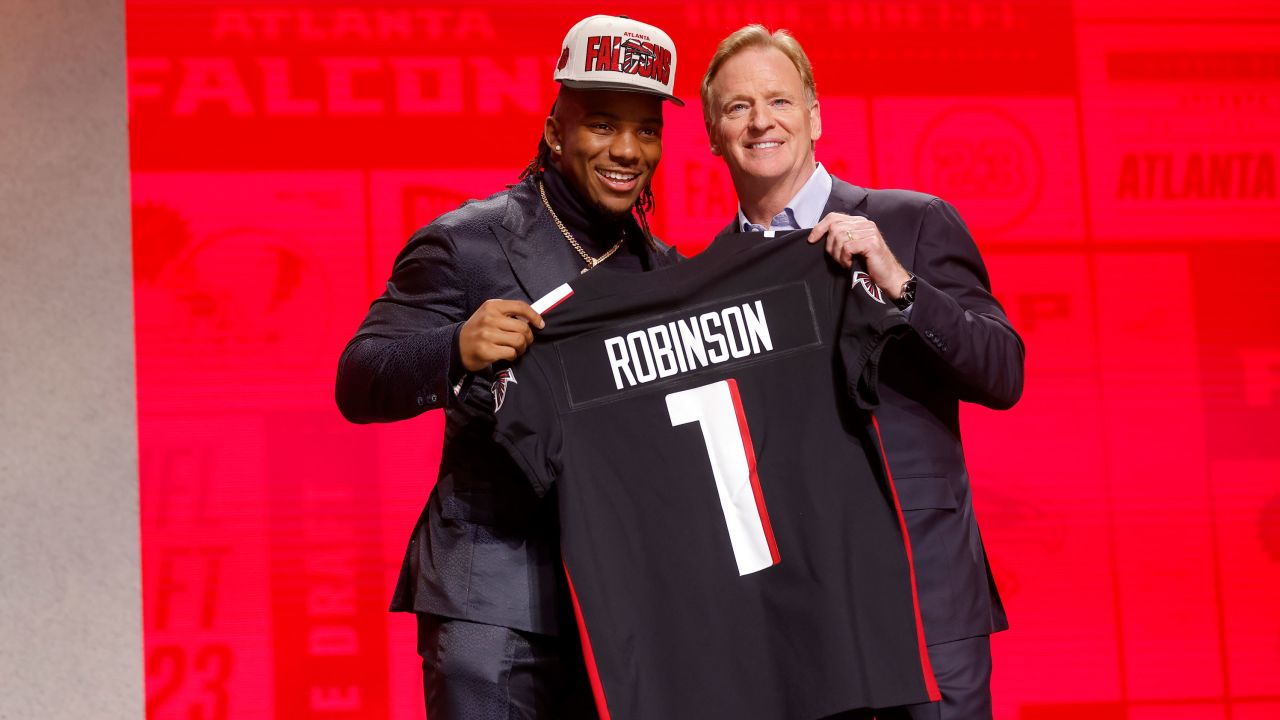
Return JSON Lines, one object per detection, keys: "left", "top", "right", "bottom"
{"left": 127, "top": 2, "right": 1280, "bottom": 718}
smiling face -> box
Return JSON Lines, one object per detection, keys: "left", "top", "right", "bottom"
{"left": 707, "top": 46, "right": 821, "bottom": 203}
{"left": 546, "top": 88, "right": 664, "bottom": 218}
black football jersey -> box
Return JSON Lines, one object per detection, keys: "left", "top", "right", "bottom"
{"left": 492, "top": 230, "right": 939, "bottom": 720}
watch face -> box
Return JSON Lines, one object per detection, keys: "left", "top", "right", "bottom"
{"left": 895, "top": 277, "right": 916, "bottom": 309}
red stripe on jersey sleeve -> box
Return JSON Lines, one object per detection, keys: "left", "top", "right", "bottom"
{"left": 726, "top": 378, "right": 781, "bottom": 566}
{"left": 871, "top": 414, "right": 941, "bottom": 703}
{"left": 563, "top": 559, "right": 612, "bottom": 720}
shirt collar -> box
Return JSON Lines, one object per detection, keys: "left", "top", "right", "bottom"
{"left": 738, "top": 162, "right": 833, "bottom": 232}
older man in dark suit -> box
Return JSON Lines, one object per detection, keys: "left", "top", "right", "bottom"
{"left": 336, "top": 15, "right": 682, "bottom": 719}
{"left": 702, "top": 25, "right": 1025, "bottom": 720}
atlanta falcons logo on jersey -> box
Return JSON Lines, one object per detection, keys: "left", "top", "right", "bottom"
{"left": 852, "top": 270, "right": 886, "bottom": 304}
{"left": 492, "top": 368, "right": 517, "bottom": 412}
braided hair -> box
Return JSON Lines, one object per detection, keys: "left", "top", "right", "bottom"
{"left": 520, "top": 137, "right": 658, "bottom": 250}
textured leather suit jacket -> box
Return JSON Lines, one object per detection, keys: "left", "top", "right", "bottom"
{"left": 336, "top": 175, "right": 679, "bottom": 634}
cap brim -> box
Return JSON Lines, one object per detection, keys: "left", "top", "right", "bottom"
{"left": 559, "top": 79, "right": 685, "bottom": 107}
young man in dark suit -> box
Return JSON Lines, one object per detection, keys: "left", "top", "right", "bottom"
{"left": 702, "top": 25, "right": 1025, "bottom": 720}
{"left": 336, "top": 15, "right": 683, "bottom": 719}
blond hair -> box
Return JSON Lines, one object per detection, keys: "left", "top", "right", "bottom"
{"left": 700, "top": 24, "right": 817, "bottom": 129}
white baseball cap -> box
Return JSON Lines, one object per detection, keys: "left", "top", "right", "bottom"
{"left": 554, "top": 15, "right": 683, "bottom": 106}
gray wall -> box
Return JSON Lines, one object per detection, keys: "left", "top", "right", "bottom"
{"left": 0, "top": 1, "right": 142, "bottom": 717}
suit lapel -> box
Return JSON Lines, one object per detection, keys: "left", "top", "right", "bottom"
{"left": 493, "top": 178, "right": 580, "bottom": 301}
{"left": 825, "top": 175, "right": 918, "bottom": 264}
{"left": 822, "top": 176, "right": 869, "bottom": 217}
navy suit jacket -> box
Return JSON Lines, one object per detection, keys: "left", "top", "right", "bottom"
{"left": 726, "top": 177, "right": 1024, "bottom": 644}
{"left": 336, "top": 175, "right": 679, "bottom": 634}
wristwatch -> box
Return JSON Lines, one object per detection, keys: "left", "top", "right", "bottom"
{"left": 892, "top": 275, "right": 916, "bottom": 310}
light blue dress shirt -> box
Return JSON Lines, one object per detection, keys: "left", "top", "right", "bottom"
{"left": 738, "top": 162, "right": 833, "bottom": 232}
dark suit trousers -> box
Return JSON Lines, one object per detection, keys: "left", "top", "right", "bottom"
{"left": 416, "top": 613, "right": 596, "bottom": 720}
{"left": 874, "top": 636, "right": 993, "bottom": 720}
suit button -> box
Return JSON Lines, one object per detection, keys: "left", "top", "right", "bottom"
{"left": 429, "top": 394, "right": 438, "bottom": 404}
{"left": 924, "top": 330, "right": 935, "bottom": 339}
{"left": 416, "top": 396, "right": 425, "bottom": 406}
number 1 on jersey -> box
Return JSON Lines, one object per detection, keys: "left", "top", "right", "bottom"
{"left": 666, "top": 379, "right": 780, "bottom": 576}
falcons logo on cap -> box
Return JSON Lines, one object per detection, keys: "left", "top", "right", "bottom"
{"left": 492, "top": 368, "right": 517, "bottom": 412}
{"left": 558, "top": 47, "right": 570, "bottom": 70}
{"left": 852, "top": 271, "right": 886, "bottom": 304}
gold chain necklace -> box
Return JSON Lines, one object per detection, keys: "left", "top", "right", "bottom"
{"left": 538, "top": 180, "right": 626, "bottom": 274}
